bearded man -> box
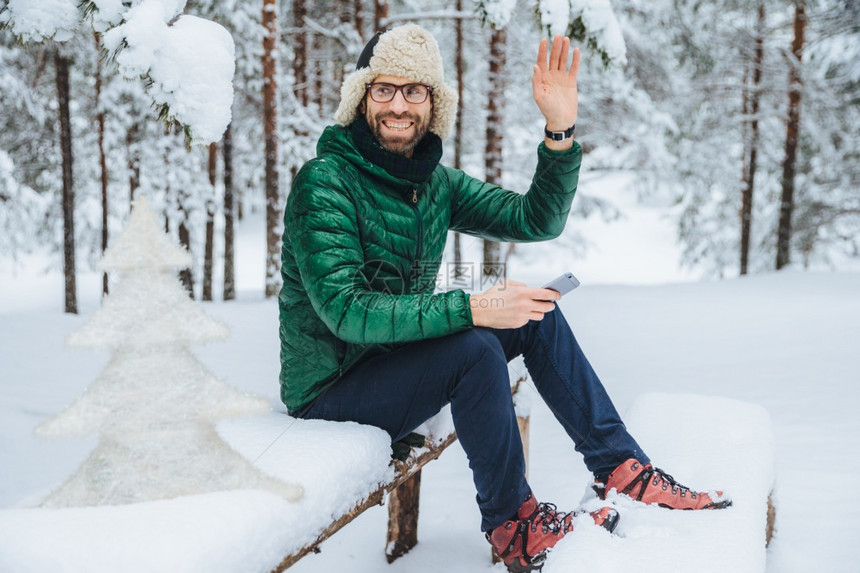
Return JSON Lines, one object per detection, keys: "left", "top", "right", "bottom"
{"left": 278, "top": 24, "right": 731, "bottom": 572}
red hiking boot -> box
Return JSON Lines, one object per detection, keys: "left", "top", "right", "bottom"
{"left": 594, "top": 459, "right": 732, "bottom": 510}
{"left": 487, "top": 494, "right": 619, "bottom": 572}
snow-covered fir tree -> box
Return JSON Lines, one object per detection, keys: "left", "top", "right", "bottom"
{"left": 35, "top": 197, "right": 302, "bottom": 506}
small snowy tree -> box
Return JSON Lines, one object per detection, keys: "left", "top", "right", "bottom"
{"left": 36, "top": 197, "right": 302, "bottom": 507}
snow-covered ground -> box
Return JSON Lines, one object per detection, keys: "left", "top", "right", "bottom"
{"left": 1, "top": 175, "right": 858, "bottom": 572}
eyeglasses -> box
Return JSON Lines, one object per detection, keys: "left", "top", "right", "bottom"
{"left": 366, "top": 83, "right": 432, "bottom": 104}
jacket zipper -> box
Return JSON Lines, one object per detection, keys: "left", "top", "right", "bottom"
{"left": 407, "top": 186, "right": 422, "bottom": 294}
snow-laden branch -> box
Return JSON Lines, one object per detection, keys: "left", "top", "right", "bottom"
{"left": 103, "top": 4, "right": 235, "bottom": 145}
{"left": 1, "top": 0, "right": 234, "bottom": 145}
{"left": 568, "top": 0, "right": 627, "bottom": 67}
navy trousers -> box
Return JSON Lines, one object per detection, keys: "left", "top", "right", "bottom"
{"left": 297, "top": 305, "right": 648, "bottom": 532}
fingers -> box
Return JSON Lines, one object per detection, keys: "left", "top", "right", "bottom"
{"left": 549, "top": 35, "right": 562, "bottom": 71}
{"left": 569, "top": 46, "right": 581, "bottom": 80}
{"left": 531, "top": 287, "right": 562, "bottom": 302}
{"left": 539, "top": 35, "right": 577, "bottom": 73}
{"left": 557, "top": 37, "right": 571, "bottom": 71}
{"left": 536, "top": 37, "right": 549, "bottom": 70}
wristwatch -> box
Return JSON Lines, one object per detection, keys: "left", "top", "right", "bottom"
{"left": 544, "top": 124, "right": 576, "bottom": 141}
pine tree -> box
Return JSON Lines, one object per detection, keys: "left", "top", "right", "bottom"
{"left": 36, "top": 197, "right": 302, "bottom": 507}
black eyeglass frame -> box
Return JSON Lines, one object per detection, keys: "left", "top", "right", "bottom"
{"left": 365, "top": 83, "right": 433, "bottom": 104}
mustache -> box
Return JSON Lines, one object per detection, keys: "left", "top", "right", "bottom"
{"left": 377, "top": 112, "right": 420, "bottom": 122}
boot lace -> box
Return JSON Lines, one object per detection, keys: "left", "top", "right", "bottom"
{"left": 626, "top": 465, "right": 697, "bottom": 500}
{"left": 529, "top": 501, "right": 575, "bottom": 534}
{"left": 490, "top": 500, "right": 577, "bottom": 564}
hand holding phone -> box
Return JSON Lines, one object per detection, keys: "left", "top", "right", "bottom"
{"left": 541, "top": 272, "right": 580, "bottom": 298}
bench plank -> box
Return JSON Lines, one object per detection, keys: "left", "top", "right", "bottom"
{"left": 272, "top": 431, "right": 458, "bottom": 572}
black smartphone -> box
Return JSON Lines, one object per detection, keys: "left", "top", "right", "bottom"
{"left": 541, "top": 272, "right": 581, "bottom": 297}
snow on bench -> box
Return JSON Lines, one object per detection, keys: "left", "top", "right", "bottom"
{"left": 543, "top": 393, "right": 776, "bottom": 573}
{"left": 0, "top": 363, "right": 528, "bottom": 573}
{"left": 218, "top": 405, "right": 460, "bottom": 571}
{"left": 0, "top": 409, "right": 449, "bottom": 572}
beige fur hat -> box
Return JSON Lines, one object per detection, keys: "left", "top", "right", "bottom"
{"left": 334, "top": 24, "right": 458, "bottom": 140}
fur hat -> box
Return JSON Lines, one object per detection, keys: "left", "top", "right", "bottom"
{"left": 334, "top": 24, "right": 458, "bottom": 140}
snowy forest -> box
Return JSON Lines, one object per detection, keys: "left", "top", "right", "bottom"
{"left": 1, "top": 0, "right": 857, "bottom": 314}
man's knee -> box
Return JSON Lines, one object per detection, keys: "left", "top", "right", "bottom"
{"left": 458, "top": 328, "right": 507, "bottom": 365}
{"left": 448, "top": 328, "right": 510, "bottom": 393}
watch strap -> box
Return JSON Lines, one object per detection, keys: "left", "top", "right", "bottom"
{"left": 544, "top": 124, "right": 576, "bottom": 141}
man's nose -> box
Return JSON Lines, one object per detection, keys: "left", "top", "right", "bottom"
{"left": 388, "top": 90, "right": 409, "bottom": 113}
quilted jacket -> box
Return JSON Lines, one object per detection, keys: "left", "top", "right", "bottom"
{"left": 279, "top": 124, "right": 582, "bottom": 411}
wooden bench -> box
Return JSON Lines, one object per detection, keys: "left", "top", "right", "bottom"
{"left": 272, "top": 375, "right": 531, "bottom": 571}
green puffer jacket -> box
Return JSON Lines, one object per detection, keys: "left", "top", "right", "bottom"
{"left": 279, "top": 124, "right": 582, "bottom": 411}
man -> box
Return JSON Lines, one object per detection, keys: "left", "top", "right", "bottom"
{"left": 279, "top": 24, "right": 730, "bottom": 572}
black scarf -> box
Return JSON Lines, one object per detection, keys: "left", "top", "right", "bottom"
{"left": 350, "top": 117, "right": 442, "bottom": 184}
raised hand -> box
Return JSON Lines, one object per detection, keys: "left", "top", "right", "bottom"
{"left": 532, "top": 35, "right": 580, "bottom": 145}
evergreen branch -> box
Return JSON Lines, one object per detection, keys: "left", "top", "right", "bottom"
{"left": 0, "top": 1, "right": 10, "bottom": 33}
{"left": 567, "top": 16, "right": 613, "bottom": 69}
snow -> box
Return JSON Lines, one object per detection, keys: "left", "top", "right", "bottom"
{"left": 544, "top": 393, "right": 774, "bottom": 572}
{"left": 571, "top": 0, "right": 627, "bottom": 65}
{"left": 87, "top": 0, "right": 126, "bottom": 32}
{"left": 2, "top": 177, "right": 860, "bottom": 572}
{"left": 103, "top": 3, "right": 235, "bottom": 144}
{"left": 0, "top": 0, "right": 79, "bottom": 42}
{"left": 537, "top": 0, "right": 571, "bottom": 38}
{"left": 480, "top": 0, "right": 518, "bottom": 29}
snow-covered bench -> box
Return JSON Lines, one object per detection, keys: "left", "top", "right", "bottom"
{"left": 256, "top": 371, "right": 532, "bottom": 571}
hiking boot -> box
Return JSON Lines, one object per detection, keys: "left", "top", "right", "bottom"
{"left": 594, "top": 458, "right": 732, "bottom": 510}
{"left": 487, "top": 494, "right": 619, "bottom": 572}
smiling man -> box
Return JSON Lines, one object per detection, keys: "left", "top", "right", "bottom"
{"left": 361, "top": 76, "right": 433, "bottom": 156}
{"left": 279, "top": 24, "right": 730, "bottom": 572}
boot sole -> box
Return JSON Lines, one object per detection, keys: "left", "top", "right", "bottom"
{"left": 506, "top": 552, "right": 547, "bottom": 573}
{"left": 598, "top": 508, "right": 620, "bottom": 533}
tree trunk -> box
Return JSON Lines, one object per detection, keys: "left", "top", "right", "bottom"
{"left": 482, "top": 28, "right": 506, "bottom": 283}
{"left": 452, "top": 0, "right": 465, "bottom": 269}
{"left": 95, "top": 33, "right": 109, "bottom": 296}
{"left": 293, "top": 0, "right": 308, "bottom": 107}
{"left": 740, "top": 2, "right": 765, "bottom": 276}
{"left": 55, "top": 51, "right": 77, "bottom": 314}
{"left": 776, "top": 0, "right": 806, "bottom": 270}
{"left": 374, "top": 0, "right": 389, "bottom": 31}
{"left": 178, "top": 212, "right": 194, "bottom": 298}
{"left": 126, "top": 123, "right": 140, "bottom": 209}
{"left": 263, "top": 0, "right": 281, "bottom": 298}
{"left": 314, "top": 30, "right": 325, "bottom": 113}
{"left": 202, "top": 142, "right": 217, "bottom": 301}
{"left": 354, "top": 0, "right": 365, "bottom": 40}
{"left": 223, "top": 122, "right": 236, "bottom": 301}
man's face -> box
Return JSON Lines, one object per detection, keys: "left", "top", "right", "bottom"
{"left": 361, "top": 74, "right": 433, "bottom": 157}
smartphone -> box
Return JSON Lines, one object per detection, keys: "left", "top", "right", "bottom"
{"left": 541, "top": 272, "right": 581, "bottom": 297}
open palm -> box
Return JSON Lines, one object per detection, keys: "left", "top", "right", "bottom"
{"left": 532, "top": 36, "right": 580, "bottom": 131}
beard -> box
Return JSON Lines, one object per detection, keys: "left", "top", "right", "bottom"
{"left": 364, "top": 109, "right": 432, "bottom": 157}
